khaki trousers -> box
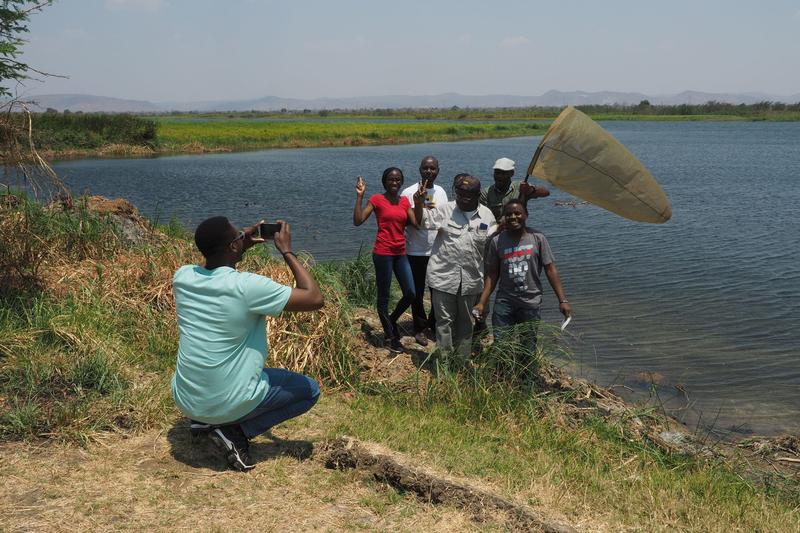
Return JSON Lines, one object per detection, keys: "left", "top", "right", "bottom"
{"left": 431, "top": 288, "right": 479, "bottom": 360}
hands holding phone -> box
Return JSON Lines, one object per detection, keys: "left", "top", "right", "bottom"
{"left": 242, "top": 220, "right": 285, "bottom": 250}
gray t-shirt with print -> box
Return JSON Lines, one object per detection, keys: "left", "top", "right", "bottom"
{"left": 485, "top": 228, "right": 554, "bottom": 308}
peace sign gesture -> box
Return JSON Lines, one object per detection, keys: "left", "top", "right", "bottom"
{"left": 413, "top": 178, "right": 427, "bottom": 205}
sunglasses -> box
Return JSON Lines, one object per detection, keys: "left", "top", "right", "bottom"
{"left": 229, "top": 230, "right": 245, "bottom": 245}
{"left": 454, "top": 187, "right": 480, "bottom": 197}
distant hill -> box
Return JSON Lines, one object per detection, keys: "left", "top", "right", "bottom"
{"left": 18, "top": 90, "right": 800, "bottom": 113}
{"left": 19, "top": 94, "right": 161, "bottom": 113}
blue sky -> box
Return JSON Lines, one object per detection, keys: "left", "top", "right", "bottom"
{"left": 19, "top": 0, "right": 800, "bottom": 101}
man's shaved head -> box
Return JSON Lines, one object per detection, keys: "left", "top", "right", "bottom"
{"left": 195, "top": 216, "right": 236, "bottom": 258}
{"left": 420, "top": 155, "right": 438, "bottom": 166}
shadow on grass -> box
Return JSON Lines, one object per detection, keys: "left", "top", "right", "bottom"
{"left": 167, "top": 419, "right": 314, "bottom": 472}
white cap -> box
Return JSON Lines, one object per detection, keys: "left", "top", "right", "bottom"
{"left": 493, "top": 157, "right": 515, "bottom": 171}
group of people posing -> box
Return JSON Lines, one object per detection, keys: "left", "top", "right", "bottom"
{"left": 169, "top": 155, "right": 573, "bottom": 472}
{"left": 353, "top": 155, "right": 572, "bottom": 361}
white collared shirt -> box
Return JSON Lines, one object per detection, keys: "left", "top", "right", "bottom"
{"left": 420, "top": 200, "right": 497, "bottom": 295}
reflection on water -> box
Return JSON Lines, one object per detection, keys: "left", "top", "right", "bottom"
{"left": 52, "top": 121, "right": 800, "bottom": 436}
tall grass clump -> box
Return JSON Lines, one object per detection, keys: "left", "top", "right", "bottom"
{"left": 0, "top": 193, "right": 123, "bottom": 291}
{"left": 0, "top": 193, "right": 360, "bottom": 441}
{"left": 313, "top": 247, "right": 376, "bottom": 307}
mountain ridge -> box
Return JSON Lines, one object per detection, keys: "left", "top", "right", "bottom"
{"left": 17, "top": 90, "right": 800, "bottom": 113}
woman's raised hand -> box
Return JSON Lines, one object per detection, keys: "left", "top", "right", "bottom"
{"left": 355, "top": 175, "right": 366, "bottom": 197}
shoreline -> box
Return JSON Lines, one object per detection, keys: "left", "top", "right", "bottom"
{"left": 37, "top": 113, "right": 800, "bottom": 162}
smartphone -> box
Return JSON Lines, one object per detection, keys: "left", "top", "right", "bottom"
{"left": 256, "top": 222, "right": 281, "bottom": 239}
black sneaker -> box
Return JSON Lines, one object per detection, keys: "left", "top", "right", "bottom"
{"left": 208, "top": 425, "right": 255, "bottom": 472}
{"left": 189, "top": 421, "right": 213, "bottom": 438}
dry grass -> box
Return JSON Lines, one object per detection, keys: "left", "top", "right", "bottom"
{"left": 0, "top": 398, "right": 485, "bottom": 532}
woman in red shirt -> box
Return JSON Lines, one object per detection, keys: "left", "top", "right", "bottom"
{"left": 353, "top": 167, "right": 417, "bottom": 351}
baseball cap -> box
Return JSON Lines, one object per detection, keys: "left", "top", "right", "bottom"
{"left": 493, "top": 157, "right": 515, "bottom": 171}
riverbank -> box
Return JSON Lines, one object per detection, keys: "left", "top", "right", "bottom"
{"left": 1, "top": 193, "right": 798, "bottom": 531}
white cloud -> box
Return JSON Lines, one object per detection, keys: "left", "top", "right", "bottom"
{"left": 105, "top": 0, "right": 165, "bottom": 13}
{"left": 499, "top": 36, "right": 530, "bottom": 49}
{"left": 456, "top": 33, "right": 472, "bottom": 45}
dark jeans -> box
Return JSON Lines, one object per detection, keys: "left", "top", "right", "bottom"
{"left": 372, "top": 253, "right": 416, "bottom": 338}
{"left": 235, "top": 368, "right": 320, "bottom": 439}
{"left": 408, "top": 254, "right": 435, "bottom": 333}
{"left": 492, "top": 298, "right": 541, "bottom": 356}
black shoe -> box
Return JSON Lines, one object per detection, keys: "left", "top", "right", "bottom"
{"left": 385, "top": 335, "right": 403, "bottom": 352}
{"left": 209, "top": 425, "right": 255, "bottom": 472}
{"left": 189, "top": 420, "right": 213, "bottom": 438}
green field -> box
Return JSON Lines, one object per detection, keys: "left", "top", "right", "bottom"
{"left": 22, "top": 100, "right": 800, "bottom": 160}
{"left": 155, "top": 118, "right": 548, "bottom": 152}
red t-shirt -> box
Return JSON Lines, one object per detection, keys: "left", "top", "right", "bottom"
{"left": 369, "top": 193, "right": 410, "bottom": 255}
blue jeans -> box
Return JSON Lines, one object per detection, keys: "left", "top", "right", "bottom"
{"left": 235, "top": 368, "right": 320, "bottom": 439}
{"left": 372, "top": 253, "right": 416, "bottom": 338}
{"left": 492, "top": 298, "right": 541, "bottom": 356}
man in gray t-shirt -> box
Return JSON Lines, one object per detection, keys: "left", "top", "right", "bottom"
{"left": 486, "top": 228, "right": 554, "bottom": 308}
{"left": 473, "top": 199, "right": 571, "bottom": 362}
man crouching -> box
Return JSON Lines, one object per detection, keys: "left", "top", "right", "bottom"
{"left": 171, "top": 216, "right": 324, "bottom": 472}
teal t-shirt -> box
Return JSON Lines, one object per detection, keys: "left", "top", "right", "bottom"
{"left": 171, "top": 265, "right": 292, "bottom": 424}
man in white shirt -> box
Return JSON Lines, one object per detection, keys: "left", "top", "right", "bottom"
{"left": 413, "top": 175, "right": 497, "bottom": 362}
{"left": 401, "top": 155, "right": 449, "bottom": 346}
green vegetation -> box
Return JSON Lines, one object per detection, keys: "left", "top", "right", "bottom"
{"left": 160, "top": 100, "right": 800, "bottom": 122}
{"left": 0, "top": 1, "right": 53, "bottom": 97}
{"left": 155, "top": 118, "right": 546, "bottom": 152}
{"left": 30, "top": 112, "right": 158, "bottom": 151}
{"left": 14, "top": 99, "right": 800, "bottom": 160}
{"left": 334, "top": 393, "right": 799, "bottom": 531}
{"left": 0, "top": 192, "right": 798, "bottom": 529}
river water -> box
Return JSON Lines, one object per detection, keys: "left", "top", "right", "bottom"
{"left": 51, "top": 121, "right": 800, "bottom": 436}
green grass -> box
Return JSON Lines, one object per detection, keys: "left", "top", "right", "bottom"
{"left": 155, "top": 118, "right": 547, "bottom": 152}
{"left": 30, "top": 113, "right": 157, "bottom": 150}
{"left": 332, "top": 384, "right": 800, "bottom": 531}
